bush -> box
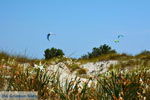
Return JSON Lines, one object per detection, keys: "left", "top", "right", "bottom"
{"left": 136, "top": 50, "right": 150, "bottom": 56}
{"left": 81, "top": 44, "right": 116, "bottom": 59}
{"left": 44, "top": 48, "right": 64, "bottom": 59}
{"left": 136, "top": 50, "right": 150, "bottom": 60}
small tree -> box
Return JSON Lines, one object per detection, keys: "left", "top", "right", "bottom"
{"left": 44, "top": 47, "right": 64, "bottom": 59}
{"left": 81, "top": 44, "right": 116, "bottom": 59}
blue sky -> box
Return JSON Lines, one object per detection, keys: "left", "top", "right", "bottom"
{"left": 0, "top": 0, "right": 150, "bottom": 58}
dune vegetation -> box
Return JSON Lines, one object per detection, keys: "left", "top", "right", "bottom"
{"left": 0, "top": 47, "right": 150, "bottom": 100}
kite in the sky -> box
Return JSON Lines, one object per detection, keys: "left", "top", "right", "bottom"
{"left": 114, "top": 40, "right": 120, "bottom": 43}
{"left": 117, "top": 34, "right": 124, "bottom": 38}
{"left": 47, "top": 32, "right": 56, "bottom": 41}
{"left": 114, "top": 34, "right": 124, "bottom": 43}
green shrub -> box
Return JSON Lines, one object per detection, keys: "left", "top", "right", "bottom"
{"left": 81, "top": 44, "right": 116, "bottom": 59}
{"left": 44, "top": 48, "right": 64, "bottom": 60}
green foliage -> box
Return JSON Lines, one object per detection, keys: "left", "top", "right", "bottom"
{"left": 81, "top": 44, "right": 116, "bottom": 59}
{"left": 44, "top": 47, "right": 64, "bottom": 60}
{"left": 1, "top": 49, "right": 150, "bottom": 99}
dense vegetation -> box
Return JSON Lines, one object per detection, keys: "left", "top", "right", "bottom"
{"left": 0, "top": 60, "right": 149, "bottom": 100}
{"left": 0, "top": 46, "right": 150, "bottom": 100}
{"left": 81, "top": 44, "right": 116, "bottom": 59}
{"left": 44, "top": 47, "right": 64, "bottom": 60}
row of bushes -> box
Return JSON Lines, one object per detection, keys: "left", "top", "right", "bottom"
{"left": 44, "top": 44, "right": 116, "bottom": 59}
{"left": 44, "top": 44, "right": 150, "bottom": 60}
{"left": 81, "top": 44, "right": 116, "bottom": 59}
{"left": 1, "top": 44, "right": 150, "bottom": 60}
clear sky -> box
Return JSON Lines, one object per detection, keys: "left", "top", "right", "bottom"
{"left": 0, "top": 0, "right": 150, "bottom": 58}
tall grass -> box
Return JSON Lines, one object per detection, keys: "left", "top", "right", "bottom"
{"left": 0, "top": 51, "right": 150, "bottom": 100}
{"left": 0, "top": 62, "right": 149, "bottom": 100}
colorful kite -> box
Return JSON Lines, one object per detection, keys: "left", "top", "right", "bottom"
{"left": 114, "top": 40, "right": 120, "bottom": 43}
{"left": 117, "top": 34, "right": 124, "bottom": 38}
{"left": 114, "top": 34, "right": 124, "bottom": 43}
{"left": 47, "top": 32, "right": 56, "bottom": 41}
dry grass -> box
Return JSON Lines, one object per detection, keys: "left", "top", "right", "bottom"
{"left": 0, "top": 51, "right": 150, "bottom": 99}
{"left": 0, "top": 61, "right": 149, "bottom": 100}
{"left": 78, "top": 53, "right": 133, "bottom": 64}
